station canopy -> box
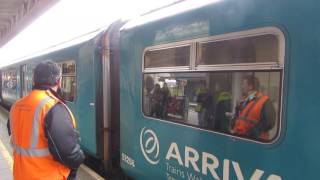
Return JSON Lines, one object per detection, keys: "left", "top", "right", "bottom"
{"left": 0, "top": 0, "right": 58, "bottom": 47}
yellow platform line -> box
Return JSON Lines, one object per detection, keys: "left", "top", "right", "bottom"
{"left": 0, "top": 138, "right": 13, "bottom": 171}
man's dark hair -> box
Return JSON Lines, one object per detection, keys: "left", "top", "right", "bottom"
{"left": 33, "top": 61, "right": 61, "bottom": 86}
{"left": 243, "top": 75, "right": 260, "bottom": 90}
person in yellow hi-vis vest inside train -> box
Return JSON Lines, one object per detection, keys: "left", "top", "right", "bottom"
{"left": 7, "top": 61, "right": 85, "bottom": 180}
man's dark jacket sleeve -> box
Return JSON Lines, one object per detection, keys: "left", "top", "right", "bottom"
{"left": 7, "top": 118, "right": 11, "bottom": 135}
{"left": 44, "top": 103, "right": 85, "bottom": 169}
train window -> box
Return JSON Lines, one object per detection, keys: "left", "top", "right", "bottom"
{"left": 2, "top": 70, "right": 18, "bottom": 90}
{"left": 144, "top": 45, "right": 190, "bottom": 68}
{"left": 58, "top": 61, "right": 76, "bottom": 102}
{"left": 142, "top": 27, "right": 284, "bottom": 143}
{"left": 2, "top": 69, "right": 19, "bottom": 101}
{"left": 197, "top": 34, "right": 279, "bottom": 65}
{"left": 143, "top": 71, "right": 281, "bottom": 142}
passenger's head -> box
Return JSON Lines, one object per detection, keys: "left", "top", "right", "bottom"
{"left": 241, "top": 75, "right": 259, "bottom": 95}
{"left": 33, "top": 61, "right": 62, "bottom": 88}
{"left": 154, "top": 83, "right": 161, "bottom": 90}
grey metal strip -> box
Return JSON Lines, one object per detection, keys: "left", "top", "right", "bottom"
{"left": 14, "top": 144, "right": 50, "bottom": 157}
{"left": 30, "top": 96, "right": 53, "bottom": 148}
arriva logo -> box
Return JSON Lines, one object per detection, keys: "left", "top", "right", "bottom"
{"left": 140, "top": 127, "right": 160, "bottom": 165}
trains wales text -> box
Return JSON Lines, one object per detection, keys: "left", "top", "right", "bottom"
{"left": 165, "top": 142, "right": 282, "bottom": 180}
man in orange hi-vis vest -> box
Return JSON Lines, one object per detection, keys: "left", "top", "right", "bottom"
{"left": 8, "top": 61, "right": 84, "bottom": 180}
{"left": 232, "top": 75, "right": 276, "bottom": 141}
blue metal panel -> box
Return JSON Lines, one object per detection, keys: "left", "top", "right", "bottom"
{"left": 76, "top": 42, "right": 97, "bottom": 155}
{"left": 120, "top": 0, "right": 320, "bottom": 179}
{"left": 1, "top": 42, "right": 99, "bottom": 157}
{"left": 45, "top": 43, "right": 98, "bottom": 156}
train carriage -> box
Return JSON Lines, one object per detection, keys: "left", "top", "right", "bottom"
{"left": 119, "top": 0, "right": 320, "bottom": 179}
{"left": 0, "top": 23, "right": 124, "bottom": 177}
{"left": 1, "top": 0, "right": 320, "bottom": 179}
{"left": 1, "top": 31, "right": 103, "bottom": 156}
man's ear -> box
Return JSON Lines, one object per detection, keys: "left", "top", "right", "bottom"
{"left": 56, "top": 77, "right": 62, "bottom": 86}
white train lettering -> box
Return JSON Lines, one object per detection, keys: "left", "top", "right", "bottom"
{"left": 249, "top": 169, "right": 264, "bottom": 180}
{"left": 166, "top": 142, "right": 183, "bottom": 166}
{"left": 232, "top": 161, "right": 244, "bottom": 180}
{"left": 202, "top": 152, "right": 220, "bottom": 179}
{"left": 267, "top": 175, "right": 282, "bottom": 180}
{"left": 185, "top": 146, "right": 200, "bottom": 172}
{"left": 165, "top": 143, "right": 281, "bottom": 180}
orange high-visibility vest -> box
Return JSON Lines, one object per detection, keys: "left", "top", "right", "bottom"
{"left": 10, "top": 89, "right": 76, "bottom": 180}
{"left": 233, "top": 92, "right": 269, "bottom": 140}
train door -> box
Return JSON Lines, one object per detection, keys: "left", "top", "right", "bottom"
{"left": 101, "top": 21, "right": 124, "bottom": 172}
{"left": 76, "top": 44, "right": 98, "bottom": 155}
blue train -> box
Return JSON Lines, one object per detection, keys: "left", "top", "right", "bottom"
{"left": 0, "top": 23, "right": 125, "bottom": 177}
{"left": 1, "top": 0, "right": 320, "bottom": 179}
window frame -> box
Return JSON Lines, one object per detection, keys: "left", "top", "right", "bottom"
{"left": 141, "top": 27, "right": 285, "bottom": 144}
{"left": 143, "top": 43, "right": 194, "bottom": 73}
{"left": 195, "top": 27, "right": 285, "bottom": 71}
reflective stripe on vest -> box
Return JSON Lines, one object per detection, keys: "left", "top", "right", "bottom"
{"left": 13, "top": 144, "right": 50, "bottom": 157}
{"left": 10, "top": 90, "right": 72, "bottom": 180}
{"left": 31, "top": 96, "right": 52, "bottom": 148}
{"left": 12, "top": 96, "right": 53, "bottom": 157}
{"left": 45, "top": 92, "right": 76, "bottom": 128}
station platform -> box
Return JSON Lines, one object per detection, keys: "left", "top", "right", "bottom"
{"left": 0, "top": 106, "right": 105, "bottom": 180}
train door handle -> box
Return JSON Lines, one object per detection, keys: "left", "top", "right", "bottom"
{"left": 89, "top": 103, "right": 95, "bottom": 106}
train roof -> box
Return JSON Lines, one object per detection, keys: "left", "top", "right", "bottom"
{"left": 121, "top": 0, "right": 220, "bottom": 30}
{"left": 3, "top": 28, "right": 104, "bottom": 67}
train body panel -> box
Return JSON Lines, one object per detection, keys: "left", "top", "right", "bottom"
{"left": 1, "top": 0, "right": 320, "bottom": 179}
{"left": 76, "top": 42, "right": 98, "bottom": 155}
{"left": 119, "top": 0, "right": 320, "bottom": 179}
{"left": 0, "top": 22, "right": 126, "bottom": 177}
{"left": 0, "top": 40, "right": 102, "bottom": 157}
